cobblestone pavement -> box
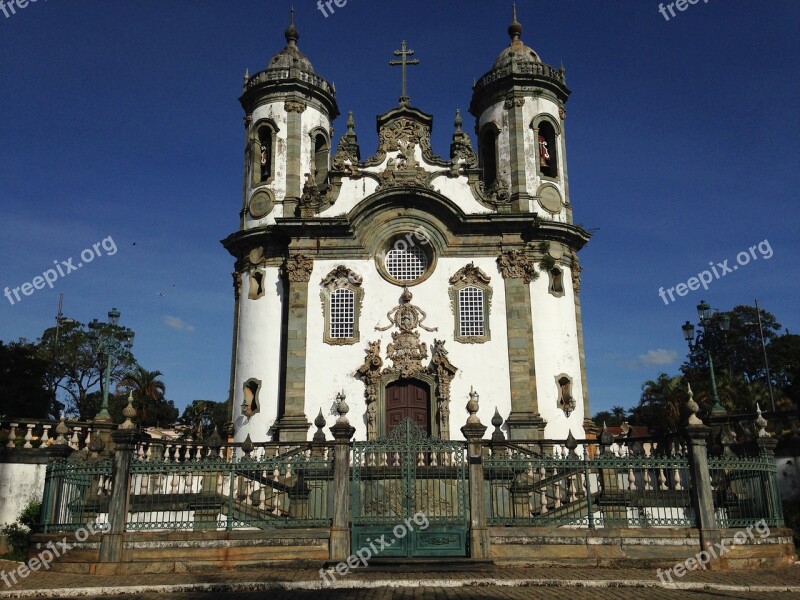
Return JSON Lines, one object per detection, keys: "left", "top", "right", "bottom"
{"left": 1, "top": 561, "right": 799, "bottom": 599}
{"left": 19, "top": 589, "right": 800, "bottom": 600}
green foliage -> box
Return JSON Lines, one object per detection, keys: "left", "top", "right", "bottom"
{"left": 116, "top": 366, "right": 178, "bottom": 428}
{"left": 178, "top": 400, "right": 230, "bottom": 440}
{"left": 592, "top": 406, "right": 630, "bottom": 427}
{"left": 629, "top": 373, "right": 687, "bottom": 432}
{"left": 0, "top": 499, "right": 41, "bottom": 561}
{"left": 0, "top": 340, "right": 59, "bottom": 419}
{"left": 37, "top": 320, "right": 136, "bottom": 419}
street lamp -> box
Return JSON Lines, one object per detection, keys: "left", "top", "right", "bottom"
{"left": 682, "top": 300, "right": 730, "bottom": 417}
{"left": 88, "top": 308, "right": 134, "bottom": 421}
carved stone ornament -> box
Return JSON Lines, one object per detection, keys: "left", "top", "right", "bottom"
{"left": 430, "top": 339, "right": 457, "bottom": 438}
{"left": 571, "top": 254, "right": 582, "bottom": 295}
{"left": 232, "top": 271, "right": 242, "bottom": 300}
{"left": 321, "top": 265, "right": 363, "bottom": 289}
{"left": 449, "top": 109, "right": 478, "bottom": 172}
{"left": 377, "top": 140, "right": 432, "bottom": 190}
{"left": 483, "top": 177, "right": 511, "bottom": 209}
{"left": 284, "top": 100, "right": 306, "bottom": 114}
{"left": 355, "top": 340, "right": 384, "bottom": 440}
{"left": 449, "top": 262, "right": 491, "bottom": 286}
{"left": 504, "top": 96, "right": 525, "bottom": 109}
{"left": 559, "top": 106, "right": 567, "bottom": 121}
{"left": 282, "top": 254, "right": 314, "bottom": 283}
{"left": 375, "top": 288, "right": 437, "bottom": 379}
{"left": 300, "top": 173, "right": 330, "bottom": 216}
{"left": 497, "top": 250, "right": 537, "bottom": 283}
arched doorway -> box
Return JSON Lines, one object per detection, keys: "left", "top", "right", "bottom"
{"left": 385, "top": 379, "right": 430, "bottom": 435}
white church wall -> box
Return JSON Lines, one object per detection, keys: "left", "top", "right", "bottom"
{"left": 303, "top": 256, "right": 512, "bottom": 441}
{"left": 530, "top": 265, "right": 585, "bottom": 440}
{"left": 233, "top": 266, "right": 284, "bottom": 443}
{"left": 246, "top": 101, "right": 290, "bottom": 227}
{"left": 522, "top": 96, "right": 567, "bottom": 223}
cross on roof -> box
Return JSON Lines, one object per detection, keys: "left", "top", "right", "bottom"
{"left": 389, "top": 40, "right": 420, "bottom": 106}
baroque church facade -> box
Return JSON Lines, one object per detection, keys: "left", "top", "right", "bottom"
{"left": 223, "top": 8, "right": 592, "bottom": 444}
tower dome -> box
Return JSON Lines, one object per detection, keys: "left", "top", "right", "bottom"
{"left": 267, "top": 8, "right": 316, "bottom": 73}
{"left": 492, "top": 5, "right": 541, "bottom": 70}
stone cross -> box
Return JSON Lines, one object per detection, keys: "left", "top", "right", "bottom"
{"left": 389, "top": 40, "right": 419, "bottom": 105}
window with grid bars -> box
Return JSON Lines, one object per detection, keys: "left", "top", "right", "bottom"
{"left": 329, "top": 288, "right": 355, "bottom": 339}
{"left": 385, "top": 246, "right": 428, "bottom": 282}
{"left": 458, "top": 286, "right": 485, "bottom": 337}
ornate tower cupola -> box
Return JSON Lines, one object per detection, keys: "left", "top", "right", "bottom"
{"left": 469, "top": 6, "right": 571, "bottom": 217}
{"left": 239, "top": 10, "right": 340, "bottom": 225}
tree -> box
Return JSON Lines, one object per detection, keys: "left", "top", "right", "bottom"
{"left": 178, "top": 400, "right": 229, "bottom": 440}
{"left": 116, "top": 366, "right": 177, "bottom": 427}
{"left": 630, "top": 374, "right": 687, "bottom": 432}
{"left": 768, "top": 333, "right": 800, "bottom": 407}
{"left": 0, "top": 340, "right": 60, "bottom": 419}
{"left": 592, "top": 406, "right": 630, "bottom": 427}
{"left": 37, "top": 320, "right": 136, "bottom": 419}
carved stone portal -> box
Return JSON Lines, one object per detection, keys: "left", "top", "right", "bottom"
{"left": 356, "top": 289, "right": 457, "bottom": 439}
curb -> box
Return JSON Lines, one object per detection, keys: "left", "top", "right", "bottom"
{"left": 2, "top": 577, "right": 800, "bottom": 598}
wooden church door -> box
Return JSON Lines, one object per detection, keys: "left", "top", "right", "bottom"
{"left": 385, "top": 380, "right": 430, "bottom": 435}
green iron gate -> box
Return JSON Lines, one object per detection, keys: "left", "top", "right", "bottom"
{"left": 351, "top": 419, "right": 469, "bottom": 558}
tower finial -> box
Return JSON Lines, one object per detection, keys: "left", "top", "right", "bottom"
{"left": 509, "top": 3, "right": 523, "bottom": 43}
{"left": 285, "top": 7, "right": 299, "bottom": 46}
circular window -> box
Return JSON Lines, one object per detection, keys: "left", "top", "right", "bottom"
{"left": 377, "top": 233, "right": 435, "bottom": 286}
{"left": 385, "top": 246, "right": 428, "bottom": 281}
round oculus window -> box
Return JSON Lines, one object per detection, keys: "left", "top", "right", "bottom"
{"left": 385, "top": 246, "right": 428, "bottom": 282}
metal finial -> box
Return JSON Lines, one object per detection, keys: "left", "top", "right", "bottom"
{"left": 285, "top": 7, "right": 299, "bottom": 45}
{"left": 509, "top": 3, "right": 523, "bottom": 42}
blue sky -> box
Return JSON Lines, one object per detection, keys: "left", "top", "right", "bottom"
{"left": 1, "top": 0, "right": 798, "bottom": 418}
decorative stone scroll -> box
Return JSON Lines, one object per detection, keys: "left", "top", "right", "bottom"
{"left": 497, "top": 250, "right": 537, "bottom": 284}
{"left": 282, "top": 254, "right": 314, "bottom": 282}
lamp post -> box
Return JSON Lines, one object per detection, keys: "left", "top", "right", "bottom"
{"left": 88, "top": 308, "right": 134, "bottom": 421}
{"left": 682, "top": 300, "right": 730, "bottom": 417}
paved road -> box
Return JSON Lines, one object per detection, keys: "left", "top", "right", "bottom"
{"left": 30, "top": 589, "right": 800, "bottom": 600}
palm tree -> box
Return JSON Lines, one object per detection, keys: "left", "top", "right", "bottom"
{"left": 634, "top": 373, "right": 686, "bottom": 431}
{"left": 116, "top": 366, "right": 165, "bottom": 426}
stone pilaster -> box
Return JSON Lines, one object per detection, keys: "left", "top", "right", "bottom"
{"left": 274, "top": 254, "right": 313, "bottom": 441}
{"left": 283, "top": 100, "right": 306, "bottom": 217}
{"left": 505, "top": 96, "right": 530, "bottom": 212}
{"left": 497, "top": 250, "right": 545, "bottom": 440}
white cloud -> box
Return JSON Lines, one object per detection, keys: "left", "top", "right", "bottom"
{"left": 638, "top": 348, "right": 679, "bottom": 367}
{"left": 163, "top": 315, "right": 195, "bottom": 333}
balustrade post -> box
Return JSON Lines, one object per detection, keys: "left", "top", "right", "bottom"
{"left": 462, "top": 389, "right": 489, "bottom": 559}
{"left": 684, "top": 384, "right": 725, "bottom": 569}
{"left": 329, "top": 393, "right": 355, "bottom": 562}
{"left": 99, "top": 399, "right": 139, "bottom": 563}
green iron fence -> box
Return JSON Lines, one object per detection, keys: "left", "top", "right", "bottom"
{"left": 709, "top": 453, "right": 784, "bottom": 529}
{"left": 40, "top": 458, "right": 112, "bottom": 533}
{"left": 127, "top": 441, "right": 334, "bottom": 531}
{"left": 486, "top": 437, "right": 694, "bottom": 528}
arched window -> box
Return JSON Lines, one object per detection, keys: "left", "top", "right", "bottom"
{"left": 479, "top": 125, "right": 499, "bottom": 189}
{"left": 251, "top": 120, "right": 278, "bottom": 186}
{"left": 556, "top": 374, "right": 575, "bottom": 416}
{"left": 242, "top": 378, "right": 261, "bottom": 417}
{"left": 320, "top": 266, "right": 363, "bottom": 345}
{"left": 449, "top": 263, "right": 492, "bottom": 343}
{"left": 313, "top": 132, "right": 329, "bottom": 186}
{"left": 536, "top": 120, "right": 558, "bottom": 178}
